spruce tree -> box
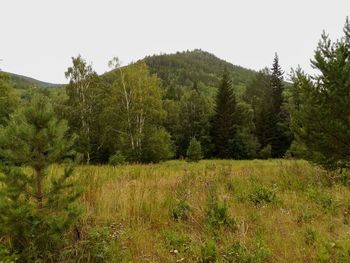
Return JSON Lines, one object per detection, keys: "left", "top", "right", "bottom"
{"left": 269, "top": 53, "right": 292, "bottom": 158}
{"left": 211, "top": 69, "right": 236, "bottom": 158}
{"left": 291, "top": 18, "right": 350, "bottom": 171}
{"left": 0, "top": 95, "right": 81, "bottom": 261}
{"left": 186, "top": 137, "right": 203, "bottom": 162}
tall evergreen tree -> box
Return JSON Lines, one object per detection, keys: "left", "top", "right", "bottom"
{"left": 0, "top": 95, "right": 80, "bottom": 261}
{"left": 211, "top": 70, "right": 236, "bottom": 158}
{"left": 291, "top": 18, "right": 350, "bottom": 171}
{"left": 269, "top": 54, "right": 293, "bottom": 157}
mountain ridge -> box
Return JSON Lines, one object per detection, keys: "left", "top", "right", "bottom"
{"left": 3, "top": 50, "right": 257, "bottom": 89}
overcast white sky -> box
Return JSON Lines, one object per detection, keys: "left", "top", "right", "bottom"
{"left": 1, "top": 0, "right": 349, "bottom": 83}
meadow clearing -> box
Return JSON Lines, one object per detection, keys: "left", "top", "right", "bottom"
{"left": 58, "top": 159, "right": 350, "bottom": 262}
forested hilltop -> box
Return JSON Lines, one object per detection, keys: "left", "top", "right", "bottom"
{"left": 142, "top": 49, "right": 256, "bottom": 92}
{"left": 0, "top": 48, "right": 294, "bottom": 164}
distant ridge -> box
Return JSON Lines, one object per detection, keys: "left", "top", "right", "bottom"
{"left": 141, "top": 49, "right": 256, "bottom": 89}
{"left": 4, "top": 49, "right": 257, "bottom": 90}
{"left": 2, "top": 71, "right": 62, "bottom": 89}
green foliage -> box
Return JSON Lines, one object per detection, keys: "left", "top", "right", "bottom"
{"left": 211, "top": 70, "right": 237, "bottom": 158}
{"left": 245, "top": 56, "right": 292, "bottom": 159}
{"left": 171, "top": 200, "right": 191, "bottom": 221}
{"left": 259, "top": 144, "right": 272, "bottom": 159}
{"left": 63, "top": 226, "right": 116, "bottom": 263}
{"left": 164, "top": 229, "right": 191, "bottom": 253}
{"left": 177, "top": 85, "right": 213, "bottom": 157}
{"left": 304, "top": 227, "right": 317, "bottom": 246}
{"left": 225, "top": 241, "right": 270, "bottom": 263}
{"left": 248, "top": 185, "right": 276, "bottom": 206}
{"left": 290, "top": 18, "right": 350, "bottom": 171}
{"left": 171, "top": 172, "right": 192, "bottom": 221}
{"left": 186, "top": 137, "right": 203, "bottom": 162}
{"left": 141, "top": 127, "right": 174, "bottom": 163}
{"left": 65, "top": 55, "right": 103, "bottom": 163}
{"left": 0, "top": 95, "right": 81, "bottom": 261}
{"left": 0, "top": 72, "right": 19, "bottom": 126}
{"left": 206, "top": 184, "right": 235, "bottom": 229}
{"left": 143, "top": 49, "right": 255, "bottom": 92}
{"left": 108, "top": 151, "right": 126, "bottom": 165}
{"left": 199, "top": 240, "right": 218, "bottom": 263}
{"left": 103, "top": 61, "right": 167, "bottom": 163}
{"left": 306, "top": 187, "right": 337, "bottom": 212}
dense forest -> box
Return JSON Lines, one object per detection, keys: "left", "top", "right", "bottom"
{"left": 0, "top": 17, "right": 350, "bottom": 262}
{"left": 1, "top": 49, "right": 293, "bottom": 164}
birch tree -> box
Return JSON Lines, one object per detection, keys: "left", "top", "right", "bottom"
{"left": 105, "top": 61, "right": 166, "bottom": 161}
{"left": 65, "top": 55, "right": 101, "bottom": 163}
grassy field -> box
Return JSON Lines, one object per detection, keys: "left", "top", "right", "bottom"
{"left": 60, "top": 159, "right": 350, "bottom": 262}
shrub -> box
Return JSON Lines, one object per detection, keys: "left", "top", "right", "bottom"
{"left": 259, "top": 145, "right": 272, "bottom": 159}
{"left": 0, "top": 96, "right": 81, "bottom": 261}
{"left": 225, "top": 241, "right": 270, "bottom": 263}
{"left": 141, "top": 127, "right": 174, "bottom": 163}
{"left": 206, "top": 184, "right": 235, "bottom": 229}
{"left": 171, "top": 171, "right": 192, "bottom": 221}
{"left": 186, "top": 137, "right": 203, "bottom": 162}
{"left": 163, "top": 229, "right": 191, "bottom": 254}
{"left": 62, "top": 226, "right": 116, "bottom": 262}
{"left": 109, "top": 151, "right": 126, "bottom": 165}
{"left": 199, "top": 240, "right": 218, "bottom": 263}
{"left": 304, "top": 227, "right": 317, "bottom": 246}
{"left": 306, "top": 187, "right": 337, "bottom": 212}
{"left": 171, "top": 200, "right": 191, "bottom": 221}
{"left": 248, "top": 185, "right": 276, "bottom": 206}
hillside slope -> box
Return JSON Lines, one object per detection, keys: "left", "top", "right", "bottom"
{"left": 141, "top": 49, "right": 256, "bottom": 90}
{"left": 3, "top": 71, "right": 61, "bottom": 89}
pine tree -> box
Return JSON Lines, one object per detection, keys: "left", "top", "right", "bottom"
{"left": 291, "top": 17, "right": 350, "bottom": 171}
{"left": 0, "top": 95, "right": 81, "bottom": 261}
{"left": 270, "top": 54, "right": 284, "bottom": 115}
{"left": 211, "top": 69, "right": 236, "bottom": 158}
{"left": 0, "top": 72, "right": 19, "bottom": 126}
{"left": 186, "top": 137, "right": 203, "bottom": 162}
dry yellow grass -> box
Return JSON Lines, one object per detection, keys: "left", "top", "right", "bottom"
{"left": 67, "top": 159, "right": 350, "bottom": 262}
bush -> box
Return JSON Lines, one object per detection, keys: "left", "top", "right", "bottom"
{"left": 248, "top": 185, "right": 276, "bottom": 206}
{"left": 259, "top": 145, "right": 271, "bottom": 159}
{"left": 109, "top": 151, "right": 126, "bottom": 165}
{"left": 199, "top": 240, "right": 218, "bottom": 263}
{"left": 306, "top": 187, "right": 337, "bottom": 212}
{"left": 186, "top": 137, "right": 203, "bottom": 162}
{"left": 141, "top": 127, "right": 174, "bottom": 163}
{"left": 171, "top": 200, "right": 191, "bottom": 221}
{"left": 163, "top": 229, "right": 191, "bottom": 254}
{"left": 62, "top": 226, "right": 116, "bottom": 262}
{"left": 206, "top": 184, "right": 235, "bottom": 229}
{"left": 225, "top": 241, "right": 270, "bottom": 263}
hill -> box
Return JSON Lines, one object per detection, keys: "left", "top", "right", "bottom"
{"left": 3, "top": 71, "right": 61, "bottom": 89}
{"left": 4, "top": 50, "right": 257, "bottom": 91}
{"left": 141, "top": 49, "right": 256, "bottom": 90}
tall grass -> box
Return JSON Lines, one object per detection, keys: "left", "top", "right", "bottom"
{"left": 53, "top": 160, "right": 350, "bottom": 262}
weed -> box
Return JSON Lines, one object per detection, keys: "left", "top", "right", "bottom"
{"left": 224, "top": 240, "right": 270, "bottom": 263}
{"left": 206, "top": 183, "right": 235, "bottom": 229}
{"left": 163, "top": 229, "right": 191, "bottom": 254}
{"left": 306, "top": 187, "right": 337, "bottom": 212}
{"left": 304, "top": 227, "right": 317, "bottom": 246}
{"left": 199, "top": 240, "right": 218, "bottom": 263}
{"left": 248, "top": 185, "right": 276, "bottom": 206}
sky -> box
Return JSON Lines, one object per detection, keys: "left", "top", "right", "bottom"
{"left": 1, "top": 0, "right": 349, "bottom": 84}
